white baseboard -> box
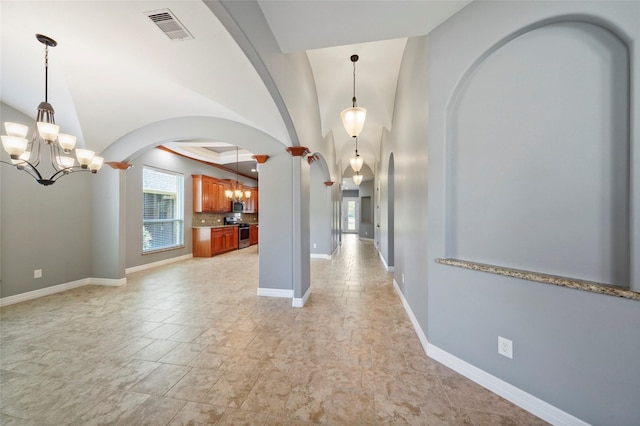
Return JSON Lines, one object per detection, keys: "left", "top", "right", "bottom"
{"left": 391, "top": 279, "right": 587, "bottom": 426}
{"left": 380, "top": 252, "right": 394, "bottom": 272}
{"left": 126, "top": 254, "right": 192, "bottom": 274}
{"left": 90, "top": 277, "right": 127, "bottom": 287}
{"left": 292, "top": 286, "right": 311, "bottom": 307}
{"left": 0, "top": 276, "right": 129, "bottom": 307}
{"left": 256, "top": 287, "right": 294, "bottom": 298}
{"left": 310, "top": 253, "right": 331, "bottom": 259}
{"left": 0, "top": 278, "right": 90, "bottom": 307}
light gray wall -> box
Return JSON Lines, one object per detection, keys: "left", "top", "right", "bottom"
{"left": 358, "top": 180, "right": 374, "bottom": 239}
{"left": 426, "top": 2, "right": 639, "bottom": 424}
{"left": 310, "top": 162, "right": 331, "bottom": 255}
{"left": 258, "top": 151, "right": 295, "bottom": 290}
{"left": 380, "top": 35, "right": 430, "bottom": 330}
{"left": 1, "top": 102, "right": 92, "bottom": 298}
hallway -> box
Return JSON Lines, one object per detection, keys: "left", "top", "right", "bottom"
{"left": 0, "top": 235, "right": 544, "bottom": 425}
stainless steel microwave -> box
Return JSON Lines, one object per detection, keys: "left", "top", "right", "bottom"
{"left": 231, "top": 201, "right": 244, "bottom": 212}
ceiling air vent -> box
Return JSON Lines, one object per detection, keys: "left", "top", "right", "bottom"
{"left": 145, "top": 9, "right": 193, "bottom": 41}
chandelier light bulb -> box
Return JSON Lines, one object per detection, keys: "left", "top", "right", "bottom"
{"left": 57, "top": 133, "right": 77, "bottom": 152}
{"left": 2, "top": 135, "right": 28, "bottom": 158}
{"left": 36, "top": 122, "right": 60, "bottom": 142}
{"left": 11, "top": 151, "right": 31, "bottom": 166}
{"left": 75, "top": 149, "right": 95, "bottom": 168}
{"left": 88, "top": 156, "right": 104, "bottom": 173}
{"left": 4, "top": 122, "right": 29, "bottom": 138}
{"left": 57, "top": 156, "right": 75, "bottom": 171}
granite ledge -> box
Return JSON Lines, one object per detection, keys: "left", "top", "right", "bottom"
{"left": 435, "top": 258, "right": 639, "bottom": 302}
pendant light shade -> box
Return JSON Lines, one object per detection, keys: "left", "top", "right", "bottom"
{"left": 350, "top": 155, "right": 363, "bottom": 172}
{"left": 350, "top": 136, "right": 363, "bottom": 172}
{"left": 341, "top": 106, "right": 367, "bottom": 139}
{"left": 352, "top": 172, "right": 363, "bottom": 186}
{"left": 341, "top": 54, "right": 366, "bottom": 138}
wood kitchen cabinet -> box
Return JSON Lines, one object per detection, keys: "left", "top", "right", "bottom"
{"left": 193, "top": 175, "right": 231, "bottom": 213}
{"left": 192, "top": 226, "right": 238, "bottom": 257}
{"left": 249, "top": 224, "right": 259, "bottom": 245}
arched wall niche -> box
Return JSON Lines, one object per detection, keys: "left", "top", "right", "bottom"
{"left": 443, "top": 19, "right": 630, "bottom": 287}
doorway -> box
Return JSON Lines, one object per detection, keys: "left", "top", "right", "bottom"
{"left": 342, "top": 197, "right": 359, "bottom": 234}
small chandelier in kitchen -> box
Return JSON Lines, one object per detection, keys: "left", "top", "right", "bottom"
{"left": 1, "top": 34, "right": 103, "bottom": 186}
{"left": 340, "top": 54, "right": 366, "bottom": 139}
{"left": 225, "top": 146, "right": 251, "bottom": 201}
{"left": 350, "top": 136, "right": 363, "bottom": 172}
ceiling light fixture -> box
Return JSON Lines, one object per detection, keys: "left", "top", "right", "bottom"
{"left": 340, "top": 54, "right": 366, "bottom": 139}
{"left": 350, "top": 136, "right": 363, "bottom": 172}
{"left": 225, "top": 146, "right": 250, "bottom": 201}
{"left": 1, "top": 34, "right": 103, "bottom": 186}
{"left": 352, "top": 171, "right": 363, "bottom": 186}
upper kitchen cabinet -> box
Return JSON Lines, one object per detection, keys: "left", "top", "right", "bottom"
{"left": 193, "top": 175, "right": 231, "bottom": 213}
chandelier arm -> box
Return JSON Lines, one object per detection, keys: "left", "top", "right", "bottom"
{"left": 47, "top": 166, "right": 89, "bottom": 183}
{"left": 0, "top": 159, "right": 46, "bottom": 182}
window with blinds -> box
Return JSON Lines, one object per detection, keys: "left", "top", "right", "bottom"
{"left": 143, "top": 166, "right": 184, "bottom": 253}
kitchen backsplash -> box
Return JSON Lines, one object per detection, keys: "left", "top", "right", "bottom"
{"left": 193, "top": 212, "right": 258, "bottom": 226}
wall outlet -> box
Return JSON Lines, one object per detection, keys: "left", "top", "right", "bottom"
{"left": 201, "top": 219, "right": 205, "bottom": 223}
{"left": 313, "top": 243, "right": 317, "bottom": 248}
{"left": 34, "top": 269, "right": 42, "bottom": 279}
{"left": 498, "top": 336, "right": 513, "bottom": 359}
{"left": 402, "top": 273, "right": 405, "bottom": 284}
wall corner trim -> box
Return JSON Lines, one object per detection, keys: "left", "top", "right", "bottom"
{"left": 310, "top": 253, "right": 331, "bottom": 259}
{"left": 257, "top": 287, "right": 294, "bottom": 298}
{"left": 90, "top": 277, "right": 127, "bottom": 287}
{"left": 292, "top": 286, "right": 312, "bottom": 308}
{"left": 391, "top": 279, "right": 587, "bottom": 426}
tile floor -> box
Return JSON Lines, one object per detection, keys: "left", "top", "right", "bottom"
{"left": 0, "top": 235, "right": 546, "bottom": 425}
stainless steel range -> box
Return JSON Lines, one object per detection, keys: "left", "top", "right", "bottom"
{"left": 225, "top": 216, "right": 250, "bottom": 249}
{"left": 238, "top": 223, "right": 250, "bottom": 249}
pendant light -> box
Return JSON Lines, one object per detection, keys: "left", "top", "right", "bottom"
{"left": 1, "top": 34, "right": 103, "bottom": 186}
{"left": 352, "top": 172, "right": 363, "bottom": 186}
{"left": 340, "top": 54, "right": 366, "bottom": 139}
{"left": 350, "top": 136, "right": 363, "bottom": 172}
{"left": 225, "top": 146, "right": 250, "bottom": 201}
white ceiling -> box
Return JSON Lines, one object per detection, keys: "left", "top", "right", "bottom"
{"left": 1, "top": 1, "right": 471, "bottom": 184}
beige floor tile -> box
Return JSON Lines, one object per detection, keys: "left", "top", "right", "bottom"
{"left": 168, "top": 401, "right": 226, "bottom": 425}
{"left": 131, "top": 363, "right": 191, "bottom": 396}
{"left": 0, "top": 236, "right": 547, "bottom": 425}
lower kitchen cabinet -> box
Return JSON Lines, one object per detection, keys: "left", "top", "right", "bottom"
{"left": 249, "top": 224, "right": 259, "bottom": 246}
{"left": 192, "top": 226, "right": 238, "bottom": 257}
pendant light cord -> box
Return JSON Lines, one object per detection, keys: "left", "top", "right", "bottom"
{"left": 352, "top": 60, "right": 357, "bottom": 107}
{"left": 44, "top": 44, "right": 49, "bottom": 103}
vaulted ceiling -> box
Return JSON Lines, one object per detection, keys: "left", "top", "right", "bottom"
{"left": 0, "top": 1, "right": 470, "bottom": 187}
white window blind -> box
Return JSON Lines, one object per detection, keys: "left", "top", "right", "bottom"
{"left": 143, "top": 167, "right": 184, "bottom": 253}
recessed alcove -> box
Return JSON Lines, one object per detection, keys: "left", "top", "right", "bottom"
{"left": 444, "top": 21, "right": 630, "bottom": 288}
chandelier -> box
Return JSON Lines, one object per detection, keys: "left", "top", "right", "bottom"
{"left": 1, "top": 34, "right": 103, "bottom": 186}
{"left": 225, "top": 146, "right": 251, "bottom": 201}
{"left": 340, "top": 54, "right": 366, "bottom": 139}
{"left": 350, "top": 136, "right": 363, "bottom": 172}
